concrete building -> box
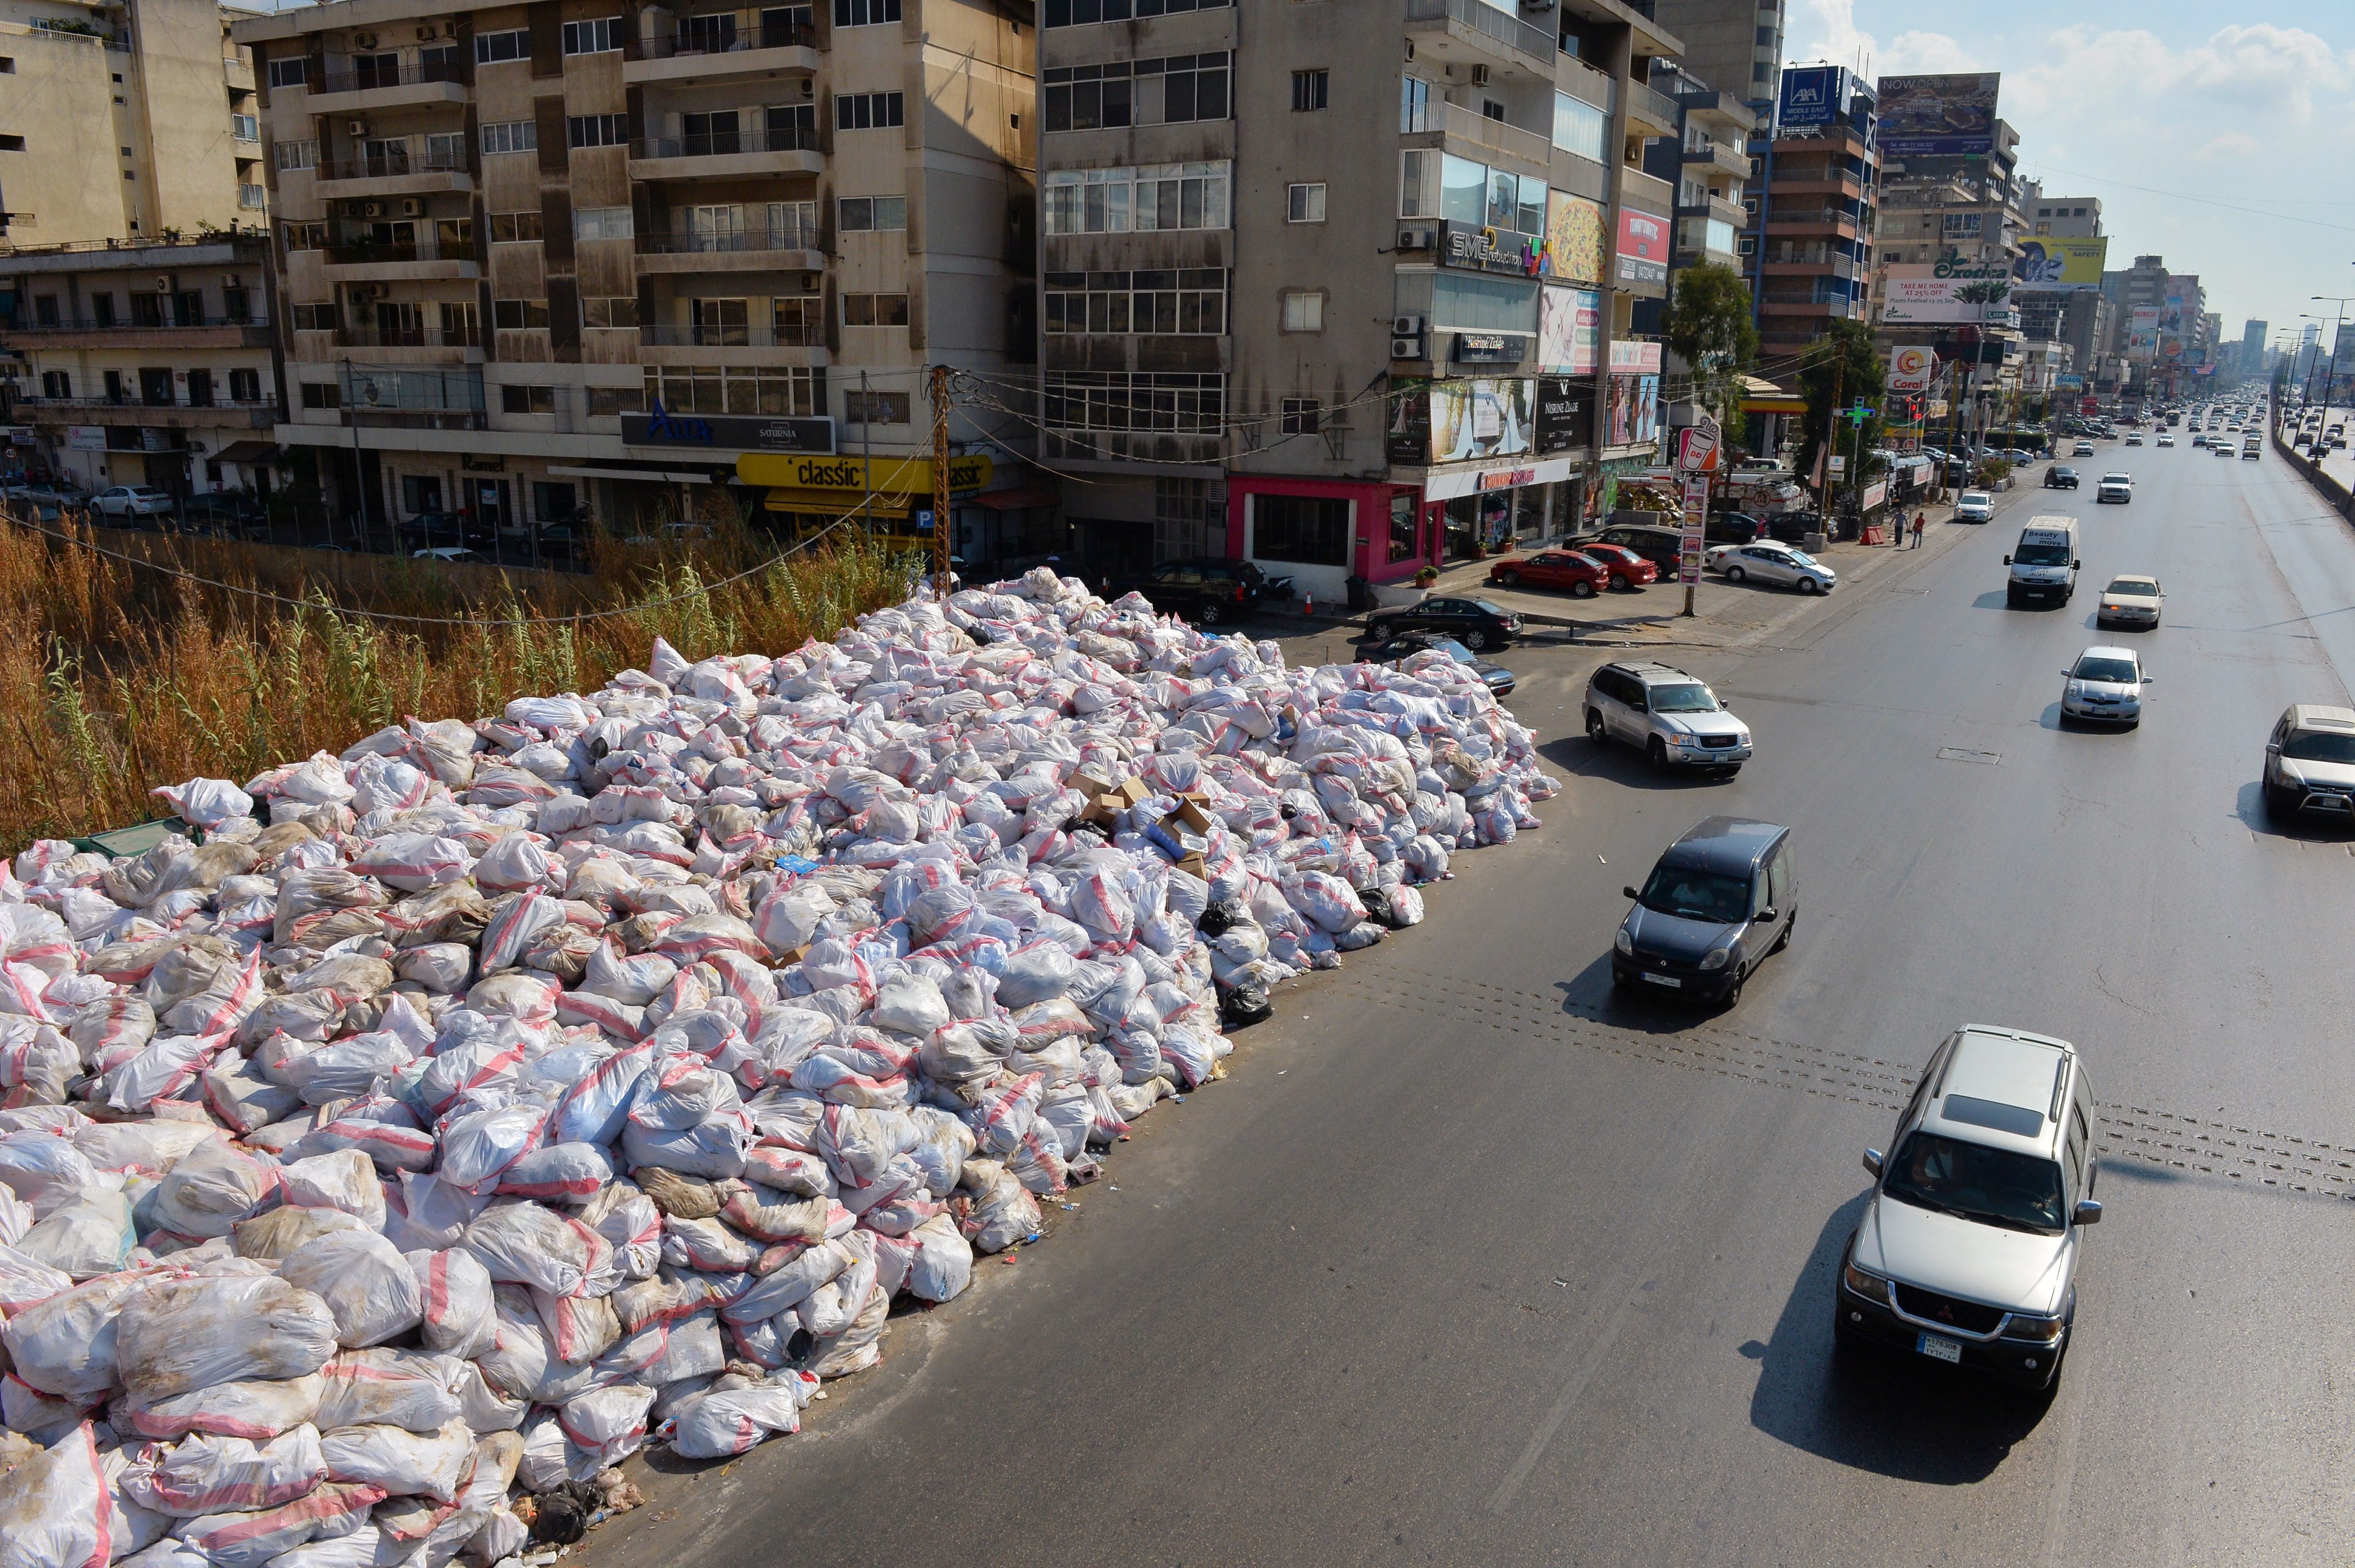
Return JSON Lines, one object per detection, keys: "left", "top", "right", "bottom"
{"left": 2242, "top": 317, "right": 2266, "bottom": 373}
{"left": 0, "top": 0, "right": 268, "bottom": 247}
{"left": 232, "top": 0, "right": 1042, "bottom": 553}
{"left": 2020, "top": 183, "right": 2099, "bottom": 238}
{"left": 1648, "top": 0, "right": 1784, "bottom": 108}
{"left": 0, "top": 233, "right": 280, "bottom": 493}
{"left": 1742, "top": 64, "right": 1875, "bottom": 363}
{"left": 1639, "top": 57, "right": 1753, "bottom": 276}
{"left": 1037, "top": 0, "right": 1685, "bottom": 599}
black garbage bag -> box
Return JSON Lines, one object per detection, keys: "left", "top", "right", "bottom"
{"left": 531, "top": 1481, "right": 604, "bottom": 1544}
{"left": 1221, "top": 983, "right": 1272, "bottom": 1029}
{"left": 1356, "top": 886, "right": 1402, "bottom": 929}
{"left": 1198, "top": 900, "right": 1242, "bottom": 937}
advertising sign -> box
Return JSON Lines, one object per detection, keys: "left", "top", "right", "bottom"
{"left": 1537, "top": 285, "right": 1602, "bottom": 375}
{"left": 2126, "top": 308, "right": 2161, "bottom": 358}
{"left": 736, "top": 452, "right": 993, "bottom": 494}
{"left": 1604, "top": 374, "right": 1660, "bottom": 448}
{"left": 2011, "top": 236, "right": 2108, "bottom": 289}
{"left": 1888, "top": 346, "right": 1938, "bottom": 392}
{"left": 1679, "top": 477, "right": 1709, "bottom": 585}
{"left": 1386, "top": 379, "right": 1432, "bottom": 467}
{"left": 1541, "top": 192, "right": 1606, "bottom": 286}
{"left": 1608, "top": 339, "right": 1663, "bottom": 375}
{"left": 1879, "top": 265, "right": 2011, "bottom": 325}
{"left": 1451, "top": 332, "right": 1529, "bottom": 365}
{"left": 1440, "top": 220, "right": 1541, "bottom": 277}
{"left": 1534, "top": 376, "right": 1592, "bottom": 455}
{"left": 67, "top": 427, "right": 106, "bottom": 452}
{"left": 1429, "top": 379, "right": 1534, "bottom": 464}
{"left": 1777, "top": 65, "right": 1845, "bottom": 131}
{"left": 1675, "top": 419, "right": 1721, "bottom": 474}
{"left": 628, "top": 404, "right": 835, "bottom": 455}
{"left": 1614, "top": 208, "right": 1670, "bottom": 289}
{"left": 1876, "top": 72, "right": 2001, "bottom": 158}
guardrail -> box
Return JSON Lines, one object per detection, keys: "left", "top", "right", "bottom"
{"left": 2, "top": 316, "right": 266, "bottom": 333}
{"left": 635, "top": 222, "right": 821, "bottom": 255}
{"left": 629, "top": 124, "right": 822, "bottom": 159}
{"left": 624, "top": 15, "right": 817, "bottom": 59}
{"left": 312, "top": 61, "right": 463, "bottom": 95}
{"left": 1402, "top": 0, "right": 1552, "bottom": 69}
{"left": 639, "top": 322, "right": 822, "bottom": 348}
{"left": 319, "top": 152, "right": 469, "bottom": 181}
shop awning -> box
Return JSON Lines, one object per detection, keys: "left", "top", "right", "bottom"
{"left": 208, "top": 440, "right": 278, "bottom": 464}
{"left": 762, "top": 486, "right": 912, "bottom": 519}
{"left": 969, "top": 486, "right": 1057, "bottom": 511}
{"left": 548, "top": 466, "right": 713, "bottom": 484}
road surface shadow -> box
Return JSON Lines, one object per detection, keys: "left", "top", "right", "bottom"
{"left": 1536, "top": 734, "right": 1743, "bottom": 793}
{"left": 2042, "top": 704, "right": 2139, "bottom": 734}
{"left": 2233, "top": 779, "right": 2355, "bottom": 840}
{"left": 1551, "top": 961, "right": 1746, "bottom": 1037}
{"left": 1746, "top": 1193, "right": 2055, "bottom": 1484}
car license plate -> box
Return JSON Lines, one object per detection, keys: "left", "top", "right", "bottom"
{"left": 1916, "top": 1333, "right": 1963, "bottom": 1364}
{"left": 2316, "top": 794, "right": 2350, "bottom": 809}
{"left": 1640, "top": 972, "right": 1681, "bottom": 989}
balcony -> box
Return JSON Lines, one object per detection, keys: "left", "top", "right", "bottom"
{"left": 1618, "top": 166, "right": 1674, "bottom": 217}
{"left": 633, "top": 221, "right": 823, "bottom": 275}
{"left": 0, "top": 317, "right": 271, "bottom": 350}
{"left": 1626, "top": 80, "right": 1680, "bottom": 138}
{"left": 1560, "top": 51, "right": 1615, "bottom": 115}
{"left": 315, "top": 151, "right": 473, "bottom": 202}
{"left": 628, "top": 124, "right": 823, "bottom": 182}
{"left": 1763, "top": 204, "right": 1860, "bottom": 236}
{"left": 305, "top": 60, "right": 467, "bottom": 113}
{"left": 638, "top": 321, "right": 826, "bottom": 365}
{"left": 11, "top": 397, "right": 279, "bottom": 430}
{"left": 321, "top": 236, "right": 481, "bottom": 282}
{"left": 1403, "top": 0, "right": 1554, "bottom": 76}
{"left": 341, "top": 364, "right": 486, "bottom": 431}
{"left": 1682, "top": 137, "right": 1750, "bottom": 180}
{"left": 624, "top": 13, "right": 819, "bottom": 85}
{"left": 333, "top": 323, "right": 484, "bottom": 365}
{"left": 1403, "top": 102, "right": 1554, "bottom": 176}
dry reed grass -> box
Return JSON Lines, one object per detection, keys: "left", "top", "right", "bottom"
{"left": 0, "top": 512, "right": 914, "bottom": 855}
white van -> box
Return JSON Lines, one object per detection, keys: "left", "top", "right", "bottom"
{"left": 2004, "top": 515, "right": 2080, "bottom": 608}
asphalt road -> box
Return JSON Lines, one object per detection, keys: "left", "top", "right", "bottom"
{"left": 593, "top": 442, "right": 2355, "bottom": 1567}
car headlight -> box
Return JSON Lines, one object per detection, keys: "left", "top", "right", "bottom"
{"left": 1698, "top": 947, "right": 1731, "bottom": 971}
{"left": 1840, "top": 1259, "right": 1892, "bottom": 1306}
{"left": 2003, "top": 1311, "right": 2067, "bottom": 1345}
{"left": 1614, "top": 926, "right": 1633, "bottom": 956}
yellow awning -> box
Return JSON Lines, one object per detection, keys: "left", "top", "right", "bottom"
{"left": 1740, "top": 396, "right": 1807, "bottom": 415}
{"left": 737, "top": 453, "right": 993, "bottom": 494}
{"left": 763, "top": 487, "right": 912, "bottom": 518}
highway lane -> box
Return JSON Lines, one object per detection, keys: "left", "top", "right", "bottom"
{"left": 592, "top": 443, "right": 2355, "bottom": 1567}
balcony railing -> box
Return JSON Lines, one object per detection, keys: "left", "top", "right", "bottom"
{"left": 323, "top": 237, "right": 478, "bottom": 266}
{"left": 336, "top": 324, "right": 481, "bottom": 350}
{"left": 1403, "top": 0, "right": 1553, "bottom": 70}
{"left": 1426, "top": 102, "right": 1551, "bottom": 170}
{"left": 319, "top": 151, "right": 469, "bottom": 181}
{"left": 311, "top": 60, "right": 465, "bottom": 95}
{"left": 4, "top": 315, "right": 266, "bottom": 333}
{"left": 635, "top": 220, "right": 820, "bottom": 255}
{"left": 14, "top": 395, "right": 279, "bottom": 421}
{"left": 640, "top": 321, "right": 822, "bottom": 348}
{"left": 624, "top": 14, "right": 817, "bottom": 59}
{"left": 1627, "top": 80, "right": 1681, "bottom": 134}
{"left": 629, "top": 124, "right": 822, "bottom": 159}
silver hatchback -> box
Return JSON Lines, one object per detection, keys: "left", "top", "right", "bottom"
{"left": 1585, "top": 661, "right": 1753, "bottom": 773}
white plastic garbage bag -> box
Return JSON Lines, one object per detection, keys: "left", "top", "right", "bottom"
{"left": 276, "top": 1230, "right": 421, "bottom": 1349}
{"left": 667, "top": 1373, "right": 818, "bottom": 1459}
{"left": 0, "top": 1423, "right": 116, "bottom": 1568}
{"left": 118, "top": 1425, "right": 326, "bottom": 1516}
{"left": 113, "top": 1273, "right": 339, "bottom": 1401}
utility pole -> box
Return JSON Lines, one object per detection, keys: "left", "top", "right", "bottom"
{"left": 858, "top": 368, "right": 873, "bottom": 545}
{"left": 928, "top": 364, "right": 952, "bottom": 600}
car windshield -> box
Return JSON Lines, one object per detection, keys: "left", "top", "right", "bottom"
{"left": 2073, "top": 656, "right": 2138, "bottom": 684}
{"left": 1648, "top": 683, "right": 1719, "bottom": 714}
{"left": 2105, "top": 579, "right": 2157, "bottom": 596}
{"left": 2283, "top": 730, "right": 2355, "bottom": 764}
{"left": 1783, "top": 549, "right": 1817, "bottom": 566}
{"left": 1635, "top": 864, "right": 1751, "bottom": 924}
{"left": 1961, "top": 492, "right": 1990, "bottom": 505}
{"left": 2015, "top": 542, "right": 2070, "bottom": 565}
{"left": 1884, "top": 1130, "right": 2065, "bottom": 1234}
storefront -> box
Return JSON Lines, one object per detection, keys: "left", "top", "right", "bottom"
{"left": 1226, "top": 477, "right": 1426, "bottom": 605}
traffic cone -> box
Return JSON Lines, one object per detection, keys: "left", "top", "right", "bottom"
{"left": 1303, "top": 592, "right": 1314, "bottom": 618}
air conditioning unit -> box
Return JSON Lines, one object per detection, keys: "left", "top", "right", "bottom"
{"left": 399, "top": 198, "right": 423, "bottom": 216}
{"left": 1470, "top": 64, "right": 1490, "bottom": 87}
{"left": 354, "top": 31, "right": 377, "bottom": 48}
{"left": 1393, "top": 315, "right": 1425, "bottom": 338}
{"left": 415, "top": 26, "right": 435, "bottom": 41}
{"left": 801, "top": 273, "right": 820, "bottom": 290}
{"left": 1395, "top": 225, "right": 1436, "bottom": 251}
{"left": 1391, "top": 336, "right": 1426, "bottom": 361}
{"left": 221, "top": 274, "right": 240, "bottom": 289}
{"left": 361, "top": 201, "right": 385, "bottom": 217}
{"left": 1402, "top": 40, "right": 1414, "bottom": 61}
{"left": 154, "top": 275, "right": 174, "bottom": 294}
{"left": 348, "top": 119, "right": 368, "bottom": 136}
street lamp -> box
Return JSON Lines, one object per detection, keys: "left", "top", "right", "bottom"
{"left": 2312, "top": 293, "right": 2355, "bottom": 424}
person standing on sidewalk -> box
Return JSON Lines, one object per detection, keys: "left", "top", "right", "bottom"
{"left": 1910, "top": 511, "right": 1927, "bottom": 550}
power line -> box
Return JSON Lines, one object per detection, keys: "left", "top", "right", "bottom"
{"left": 2019, "top": 163, "right": 2355, "bottom": 235}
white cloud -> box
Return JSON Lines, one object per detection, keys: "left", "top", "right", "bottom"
{"left": 1792, "top": 1, "right": 1982, "bottom": 76}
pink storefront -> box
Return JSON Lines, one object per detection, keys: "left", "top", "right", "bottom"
{"left": 1223, "top": 476, "right": 1439, "bottom": 609}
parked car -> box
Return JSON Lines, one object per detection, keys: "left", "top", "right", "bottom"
{"left": 412, "top": 547, "right": 480, "bottom": 563}
{"left": 181, "top": 493, "right": 266, "bottom": 535}
{"left": 1363, "top": 595, "right": 1521, "bottom": 652}
{"left": 1486, "top": 548, "right": 1611, "bottom": 599}
{"left": 1579, "top": 543, "right": 1662, "bottom": 591}
{"left": 1353, "top": 631, "right": 1515, "bottom": 698}
{"left": 398, "top": 511, "right": 469, "bottom": 550}
{"left": 2262, "top": 704, "right": 2355, "bottom": 822}
{"left": 2043, "top": 467, "right": 2079, "bottom": 490}
{"left": 1611, "top": 815, "right": 1796, "bottom": 1007}
{"left": 2094, "top": 576, "right": 2164, "bottom": 630}
{"left": 1704, "top": 512, "right": 1771, "bottom": 546}
{"left": 1837, "top": 1024, "right": 2099, "bottom": 1391}
{"left": 92, "top": 485, "right": 177, "bottom": 521}
{"left": 1706, "top": 540, "right": 1837, "bottom": 595}
{"left": 1105, "top": 557, "right": 1267, "bottom": 626}
{"left": 1594, "top": 523, "right": 1685, "bottom": 574}
{"left": 1584, "top": 660, "right": 1752, "bottom": 775}
{"left": 2059, "top": 645, "right": 2150, "bottom": 726}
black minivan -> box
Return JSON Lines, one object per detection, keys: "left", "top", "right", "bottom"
{"left": 1107, "top": 558, "right": 1267, "bottom": 626}
{"left": 1612, "top": 816, "right": 1796, "bottom": 1007}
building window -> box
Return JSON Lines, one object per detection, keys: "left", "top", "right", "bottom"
{"left": 228, "top": 368, "right": 261, "bottom": 402}
{"left": 1752, "top": 63, "right": 1770, "bottom": 82}
{"left": 833, "top": 0, "right": 899, "bottom": 23}
{"left": 0, "top": 135, "right": 25, "bottom": 152}
{"left": 1044, "top": 53, "right": 1228, "bottom": 131}
{"left": 274, "top": 137, "right": 317, "bottom": 171}
{"left": 1552, "top": 93, "right": 1606, "bottom": 163}
{"left": 231, "top": 113, "right": 258, "bottom": 142}
{"left": 1401, "top": 75, "right": 1430, "bottom": 133}
{"left": 838, "top": 195, "right": 907, "bottom": 232}
{"left": 1291, "top": 70, "right": 1328, "bottom": 113}
{"left": 1042, "top": 371, "right": 1223, "bottom": 434}
{"left": 844, "top": 390, "right": 911, "bottom": 424}
{"left": 493, "top": 298, "right": 551, "bottom": 329}
{"left": 568, "top": 114, "right": 626, "bottom": 148}
{"left": 1043, "top": 269, "right": 1225, "bottom": 335}
{"left": 490, "top": 211, "right": 544, "bottom": 243}
{"left": 1279, "top": 398, "right": 1320, "bottom": 435}
{"left": 1756, "top": 24, "right": 1775, "bottom": 43}
{"left": 843, "top": 293, "right": 911, "bottom": 326}
{"left": 475, "top": 28, "right": 530, "bottom": 63}
{"left": 1280, "top": 291, "right": 1324, "bottom": 332}
{"left": 266, "top": 57, "right": 305, "bottom": 87}
{"left": 562, "top": 17, "right": 623, "bottom": 53}
{"left": 1251, "top": 493, "right": 1348, "bottom": 566}
{"left": 31, "top": 294, "right": 57, "bottom": 325}
{"left": 239, "top": 184, "right": 266, "bottom": 210}
{"left": 645, "top": 366, "right": 822, "bottom": 416}
{"left": 298, "top": 381, "right": 339, "bottom": 409}
{"left": 291, "top": 301, "right": 336, "bottom": 331}
{"left": 582, "top": 297, "right": 638, "bottom": 328}
{"left": 573, "top": 206, "right": 634, "bottom": 241}
{"left": 1042, "top": 161, "right": 1231, "bottom": 235}
{"left": 481, "top": 120, "right": 536, "bottom": 156}
{"left": 836, "top": 91, "right": 905, "bottom": 130}
{"left": 40, "top": 371, "right": 70, "bottom": 400}
{"left": 501, "top": 384, "right": 557, "bottom": 415}
{"left": 1043, "top": 0, "right": 1230, "bottom": 21}
{"left": 586, "top": 386, "right": 646, "bottom": 417}
{"left": 1286, "top": 182, "right": 1325, "bottom": 223}
{"left": 1153, "top": 477, "right": 1217, "bottom": 559}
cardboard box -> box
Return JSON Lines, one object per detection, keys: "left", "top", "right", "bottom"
{"left": 1081, "top": 792, "right": 1128, "bottom": 827}
{"left": 1176, "top": 850, "right": 1207, "bottom": 881}
{"left": 1164, "top": 793, "right": 1215, "bottom": 834}
{"left": 1066, "top": 768, "right": 1117, "bottom": 802}
{"left": 1112, "top": 777, "right": 1150, "bottom": 808}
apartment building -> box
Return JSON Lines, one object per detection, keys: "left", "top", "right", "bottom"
{"left": 232, "top": 0, "right": 1040, "bottom": 548}
{"left": 0, "top": 233, "right": 279, "bottom": 492}
{"left": 1648, "top": 0, "right": 1783, "bottom": 108}
{"left": 2020, "top": 183, "right": 2099, "bottom": 239}
{"left": 1037, "top": 0, "right": 1683, "bottom": 600}
{"left": 1742, "top": 64, "right": 1875, "bottom": 363}
{"left": 0, "top": 0, "right": 267, "bottom": 246}
{"left": 1637, "top": 58, "right": 1751, "bottom": 275}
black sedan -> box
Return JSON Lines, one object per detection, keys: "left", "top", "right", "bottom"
{"left": 1354, "top": 631, "right": 1515, "bottom": 697}
{"left": 1363, "top": 595, "right": 1521, "bottom": 651}
{"left": 2044, "top": 466, "right": 2080, "bottom": 490}
{"left": 1106, "top": 558, "right": 1268, "bottom": 626}
{"left": 397, "top": 510, "right": 470, "bottom": 550}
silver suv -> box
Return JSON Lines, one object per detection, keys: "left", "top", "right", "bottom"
{"left": 1583, "top": 661, "right": 1752, "bottom": 774}
{"left": 1836, "top": 1025, "right": 2101, "bottom": 1391}
{"left": 2262, "top": 704, "right": 2355, "bottom": 822}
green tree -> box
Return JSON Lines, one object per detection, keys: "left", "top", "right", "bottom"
{"left": 1660, "top": 260, "right": 1760, "bottom": 443}
{"left": 1794, "top": 317, "right": 1886, "bottom": 495}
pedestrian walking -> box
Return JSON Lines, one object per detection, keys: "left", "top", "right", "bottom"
{"left": 1911, "top": 511, "right": 1927, "bottom": 550}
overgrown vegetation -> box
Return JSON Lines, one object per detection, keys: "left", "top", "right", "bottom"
{"left": 0, "top": 512, "right": 915, "bottom": 854}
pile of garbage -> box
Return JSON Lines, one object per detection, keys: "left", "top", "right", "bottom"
{"left": 0, "top": 570, "right": 1557, "bottom": 1566}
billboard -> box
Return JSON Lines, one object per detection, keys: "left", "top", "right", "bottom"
{"left": 1614, "top": 208, "right": 1669, "bottom": 289}
{"left": 1604, "top": 374, "right": 1660, "bottom": 448}
{"left": 1778, "top": 66, "right": 1846, "bottom": 131}
{"left": 2126, "top": 308, "right": 2160, "bottom": 359}
{"left": 1537, "top": 285, "right": 1602, "bottom": 375}
{"left": 1387, "top": 379, "right": 1536, "bottom": 467}
{"left": 1609, "top": 340, "right": 1663, "bottom": 375}
{"left": 1541, "top": 191, "right": 1606, "bottom": 286}
{"left": 1876, "top": 72, "right": 2001, "bottom": 158}
{"left": 1888, "top": 346, "right": 1938, "bottom": 392}
{"left": 1534, "top": 377, "right": 1593, "bottom": 455}
{"left": 2011, "top": 236, "right": 2108, "bottom": 290}
{"left": 1878, "top": 265, "right": 2011, "bottom": 325}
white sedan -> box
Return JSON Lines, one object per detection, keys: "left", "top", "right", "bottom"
{"left": 2156, "top": 435, "right": 2176, "bottom": 447}
{"left": 2061, "top": 645, "right": 2151, "bottom": 726}
{"left": 1706, "top": 540, "right": 1837, "bottom": 595}
{"left": 1953, "top": 490, "right": 1995, "bottom": 523}
{"left": 93, "top": 485, "right": 177, "bottom": 519}
{"left": 2095, "top": 575, "right": 2164, "bottom": 629}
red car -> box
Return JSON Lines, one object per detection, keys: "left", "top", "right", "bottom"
{"left": 1578, "top": 543, "right": 1662, "bottom": 591}
{"left": 1487, "top": 548, "right": 1612, "bottom": 598}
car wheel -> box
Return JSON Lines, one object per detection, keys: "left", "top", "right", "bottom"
{"left": 1610, "top": 574, "right": 1629, "bottom": 592}
{"left": 1498, "top": 569, "right": 1521, "bottom": 586}
{"left": 1196, "top": 600, "right": 1223, "bottom": 626}
{"left": 1570, "top": 580, "right": 1596, "bottom": 600}
{"left": 1587, "top": 708, "right": 1608, "bottom": 744}
{"left": 1724, "top": 565, "right": 1746, "bottom": 583}
{"left": 1719, "top": 964, "right": 1746, "bottom": 1009}
{"left": 1797, "top": 577, "right": 1822, "bottom": 596}
{"left": 1647, "top": 737, "right": 1670, "bottom": 774}
{"left": 1462, "top": 630, "right": 1490, "bottom": 652}
{"left": 1771, "top": 910, "right": 1794, "bottom": 953}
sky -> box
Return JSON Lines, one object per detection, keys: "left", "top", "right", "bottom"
{"left": 1792, "top": 0, "right": 2355, "bottom": 351}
